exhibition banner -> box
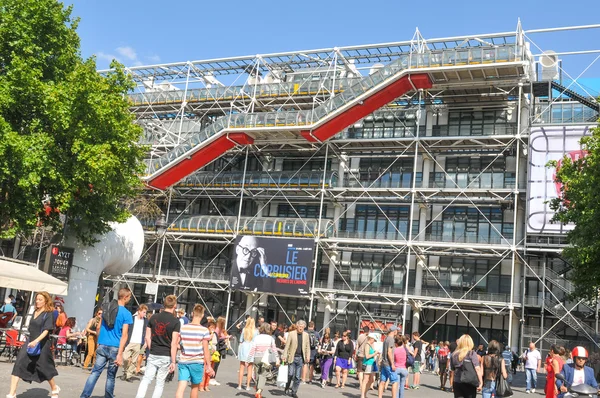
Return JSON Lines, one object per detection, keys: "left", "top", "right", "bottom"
{"left": 527, "top": 125, "right": 593, "bottom": 233}
{"left": 230, "top": 236, "right": 314, "bottom": 296}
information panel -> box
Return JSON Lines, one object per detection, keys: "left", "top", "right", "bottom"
{"left": 527, "top": 125, "right": 593, "bottom": 234}
{"left": 230, "top": 236, "right": 314, "bottom": 296}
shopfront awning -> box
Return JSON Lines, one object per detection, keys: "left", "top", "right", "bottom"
{"left": 0, "top": 257, "right": 68, "bottom": 296}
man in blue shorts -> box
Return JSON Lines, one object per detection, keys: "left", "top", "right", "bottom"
{"left": 378, "top": 325, "right": 399, "bottom": 398}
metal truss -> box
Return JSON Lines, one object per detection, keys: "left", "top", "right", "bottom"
{"left": 94, "top": 22, "right": 600, "bottom": 352}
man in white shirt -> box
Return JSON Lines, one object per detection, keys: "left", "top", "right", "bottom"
{"left": 522, "top": 342, "right": 541, "bottom": 393}
{"left": 122, "top": 304, "right": 148, "bottom": 381}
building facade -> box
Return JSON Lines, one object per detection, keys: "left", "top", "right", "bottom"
{"left": 3, "top": 23, "right": 599, "bottom": 353}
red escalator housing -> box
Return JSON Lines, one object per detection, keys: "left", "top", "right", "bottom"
{"left": 147, "top": 133, "right": 253, "bottom": 190}
{"left": 301, "top": 74, "right": 432, "bottom": 143}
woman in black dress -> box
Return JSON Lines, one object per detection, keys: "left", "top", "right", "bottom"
{"left": 7, "top": 291, "right": 60, "bottom": 398}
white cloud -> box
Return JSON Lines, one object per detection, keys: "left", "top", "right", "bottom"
{"left": 96, "top": 51, "right": 117, "bottom": 63}
{"left": 95, "top": 46, "right": 160, "bottom": 67}
{"left": 116, "top": 46, "right": 138, "bottom": 61}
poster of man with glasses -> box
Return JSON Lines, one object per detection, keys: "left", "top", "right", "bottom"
{"left": 230, "top": 235, "right": 314, "bottom": 296}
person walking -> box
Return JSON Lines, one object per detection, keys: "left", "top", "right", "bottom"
{"left": 135, "top": 294, "right": 181, "bottom": 398}
{"left": 83, "top": 309, "right": 103, "bottom": 370}
{"left": 238, "top": 317, "right": 258, "bottom": 390}
{"left": 355, "top": 326, "right": 370, "bottom": 390}
{"left": 359, "top": 333, "right": 379, "bottom": 398}
{"left": 199, "top": 319, "right": 217, "bottom": 392}
{"left": 378, "top": 326, "right": 399, "bottom": 398}
{"left": 304, "top": 321, "right": 320, "bottom": 384}
{"left": 392, "top": 335, "right": 409, "bottom": 398}
{"left": 7, "top": 291, "right": 60, "bottom": 398}
{"left": 121, "top": 304, "right": 148, "bottom": 381}
{"left": 318, "top": 333, "right": 335, "bottom": 388}
{"left": 334, "top": 331, "right": 354, "bottom": 389}
{"left": 449, "top": 334, "right": 482, "bottom": 398}
{"left": 80, "top": 288, "right": 133, "bottom": 398}
{"left": 481, "top": 340, "right": 508, "bottom": 398}
{"left": 522, "top": 342, "right": 542, "bottom": 394}
{"left": 247, "top": 323, "right": 279, "bottom": 398}
{"left": 282, "top": 320, "right": 310, "bottom": 398}
{"left": 175, "top": 304, "right": 214, "bottom": 398}
{"left": 545, "top": 345, "right": 565, "bottom": 398}
{"left": 209, "top": 316, "right": 230, "bottom": 386}
{"left": 501, "top": 345, "right": 514, "bottom": 385}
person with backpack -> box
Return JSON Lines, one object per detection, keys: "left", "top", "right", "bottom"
{"left": 355, "top": 326, "right": 370, "bottom": 391}
{"left": 482, "top": 340, "right": 508, "bottom": 398}
{"left": 449, "top": 334, "right": 482, "bottom": 398}
{"left": 392, "top": 335, "right": 410, "bottom": 398}
{"left": 304, "top": 321, "right": 320, "bottom": 384}
{"left": 80, "top": 288, "right": 133, "bottom": 398}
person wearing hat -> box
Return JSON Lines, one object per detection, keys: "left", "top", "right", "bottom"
{"left": 556, "top": 346, "right": 599, "bottom": 398}
{"left": 378, "top": 326, "right": 399, "bottom": 398}
{"left": 359, "top": 334, "right": 379, "bottom": 398}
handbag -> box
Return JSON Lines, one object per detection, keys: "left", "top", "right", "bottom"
{"left": 459, "top": 351, "right": 479, "bottom": 387}
{"left": 277, "top": 364, "right": 289, "bottom": 388}
{"left": 405, "top": 346, "right": 415, "bottom": 367}
{"left": 27, "top": 313, "right": 47, "bottom": 356}
{"left": 211, "top": 350, "right": 221, "bottom": 363}
{"left": 495, "top": 357, "right": 513, "bottom": 397}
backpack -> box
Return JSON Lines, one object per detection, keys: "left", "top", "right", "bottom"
{"left": 405, "top": 346, "right": 415, "bottom": 367}
{"left": 101, "top": 299, "right": 120, "bottom": 329}
{"left": 309, "top": 331, "right": 318, "bottom": 349}
{"left": 459, "top": 351, "right": 479, "bottom": 387}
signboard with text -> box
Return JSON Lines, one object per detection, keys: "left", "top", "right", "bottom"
{"left": 45, "top": 245, "right": 74, "bottom": 282}
{"left": 230, "top": 236, "right": 314, "bottom": 297}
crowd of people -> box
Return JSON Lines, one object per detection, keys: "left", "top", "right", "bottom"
{"left": 3, "top": 290, "right": 600, "bottom": 398}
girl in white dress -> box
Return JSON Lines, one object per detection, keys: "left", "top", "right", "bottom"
{"left": 237, "top": 318, "right": 258, "bottom": 390}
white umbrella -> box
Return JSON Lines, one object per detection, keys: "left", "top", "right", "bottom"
{"left": 0, "top": 257, "right": 68, "bottom": 296}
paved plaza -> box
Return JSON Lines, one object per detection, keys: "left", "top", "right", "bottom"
{"left": 0, "top": 358, "right": 550, "bottom": 398}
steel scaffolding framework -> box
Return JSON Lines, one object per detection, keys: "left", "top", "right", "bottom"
{"left": 91, "top": 21, "right": 600, "bottom": 348}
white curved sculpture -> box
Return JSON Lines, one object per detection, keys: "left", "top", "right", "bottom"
{"left": 62, "top": 216, "right": 145, "bottom": 329}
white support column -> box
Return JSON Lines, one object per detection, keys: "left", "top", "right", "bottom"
{"left": 414, "top": 257, "right": 424, "bottom": 296}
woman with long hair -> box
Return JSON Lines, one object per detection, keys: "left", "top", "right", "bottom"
{"left": 334, "top": 331, "right": 354, "bottom": 389}
{"left": 359, "top": 334, "right": 379, "bottom": 398}
{"left": 57, "top": 317, "right": 81, "bottom": 365}
{"left": 393, "top": 335, "right": 409, "bottom": 398}
{"left": 83, "top": 309, "right": 102, "bottom": 370}
{"left": 481, "top": 340, "right": 508, "bottom": 398}
{"left": 319, "top": 333, "right": 335, "bottom": 388}
{"left": 449, "top": 334, "right": 482, "bottom": 398}
{"left": 545, "top": 345, "right": 565, "bottom": 398}
{"left": 7, "top": 292, "right": 60, "bottom": 398}
{"left": 247, "top": 323, "right": 279, "bottom": 398}
{"left": 209, "top": 316, "right": 230, "bottom": 386}
{"left": 238, "top": 317, "right": 257, "bottom": 390}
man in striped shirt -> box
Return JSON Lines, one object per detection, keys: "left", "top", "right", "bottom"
{"left": 175, "top": 304, "right": 214, "bottom": 398}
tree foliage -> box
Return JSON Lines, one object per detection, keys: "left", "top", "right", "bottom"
{"left": 0, "top": 0, "right": 145, "bottom": 244}
{"left": 549, "top": 123, "right": 600, "bottom": 301}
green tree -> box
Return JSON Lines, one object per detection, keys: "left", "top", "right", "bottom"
{"left": 0, "top": 0, "right": 145, "bottom": 244}
{"left": 549, "top": 123, "right": 600, "bottom": 302}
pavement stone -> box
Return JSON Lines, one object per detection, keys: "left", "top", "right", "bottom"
{"left": 0, "top": 358, "right": 549, "bottom": 398}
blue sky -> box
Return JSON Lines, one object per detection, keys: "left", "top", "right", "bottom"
{"left": 68, "top": 0, "right": 600, "bottom": 91}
